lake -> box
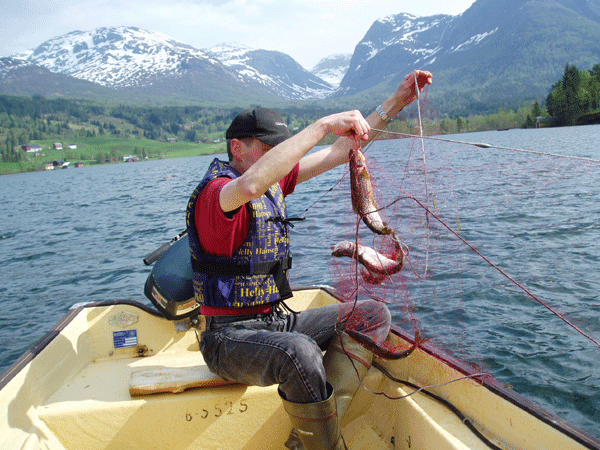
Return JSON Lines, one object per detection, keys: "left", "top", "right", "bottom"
{"left": 1, "top": 124, "right": 599, "bottom": 439}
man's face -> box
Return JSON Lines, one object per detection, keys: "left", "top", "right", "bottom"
{"left": 242, "top": 138, "right": 274, "bottom": 165}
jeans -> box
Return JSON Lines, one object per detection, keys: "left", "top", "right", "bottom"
{"left": 199, "top": 300, "right": 391, "bottom": 404}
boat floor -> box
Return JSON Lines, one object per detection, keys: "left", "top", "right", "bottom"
{"left": 2, "top": 288, "right": 598, "bottom": 450}
{"left": 38, "top": 346, "right": 492, "bottom": 450}
{"left": 38, "top": 352, "right": 294, "bottom": 450}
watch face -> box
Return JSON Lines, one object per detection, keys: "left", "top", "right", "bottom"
{"left": 377, "top": 106, "right": 392, "bottom": 123}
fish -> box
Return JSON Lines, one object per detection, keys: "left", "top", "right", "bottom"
{"left": 349, "top": 147, "right": 393, "bottom": 235}
{"left": 331, "top": 235, "right": 406, "bottom": 284}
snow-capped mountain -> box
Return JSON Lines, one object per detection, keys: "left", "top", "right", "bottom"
{"left": 0, "top": 56, "right": 124, "bottom": 100}
{"left": 310, "top": 54, "right": 351, "bottom": 88}
{"left": 0, "top": 57, "right": 33, "bottom": 78}
{"left": 205, "top": 44, "right": 334, "bottom": 99}
{"left": 4, "top": 0, "right": 600, "bottom": 114}
{"left": 337, "top": 13, "right": 456, "bottom": 96}
{"left": 333, "top": 0, "right": 600, "bottom": 115}
{"left": 27, "top": 27, "right": 226, "bottom": 89}
{"left": 20, "top": 27, "right": 332, "bottom": 102}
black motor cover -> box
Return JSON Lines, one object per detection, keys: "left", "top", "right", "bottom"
{"left": 144, "top": 234, "right": 200, "bottom": 320}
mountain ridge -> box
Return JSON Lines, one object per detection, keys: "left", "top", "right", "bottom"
{"left": 339, "top": 0, "right": 600, "bottom": 115}
{"left": 2, "top": 0, "right": 600, "bottom": 115}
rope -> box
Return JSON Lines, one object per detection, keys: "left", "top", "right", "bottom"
{"left": 414, "top": 73, "right": 432, "bottom": 276}
{"left": 371, "top": 361, "right": 502, "bottom": 450}
{"left": 371, "top": 129, "right": 600, "bottom": 164}
{"left": 389, "top": 194, "right": 600, "bottom": 350}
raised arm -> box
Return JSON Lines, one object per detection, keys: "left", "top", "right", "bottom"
{"left": 219, "top": 110, "right": 370, "bottom": 213}
{"left": 297, "top": 70, "right": 433, "bottom": 184}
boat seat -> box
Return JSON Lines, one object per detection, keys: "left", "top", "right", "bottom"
{"left": 39, "top": 356, "right": 288, "bottom": 450}
{"left": 129, "top": 364, "right": 239, "bottom": 396}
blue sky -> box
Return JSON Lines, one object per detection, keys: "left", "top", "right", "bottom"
{"left": 1, "top": 0, "right": 476, "bottom": 69}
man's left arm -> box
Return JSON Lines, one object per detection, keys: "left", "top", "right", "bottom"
{"left": 297, "top": 70, "right": 432, "bottom": 184}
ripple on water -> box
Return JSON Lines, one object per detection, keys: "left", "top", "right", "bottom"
{"left": 1, "top": 135, "right": 600, "bottom": 438}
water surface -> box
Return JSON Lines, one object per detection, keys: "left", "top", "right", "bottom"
{"left": 1, "top": 124, "right": 599, "bottom": 438}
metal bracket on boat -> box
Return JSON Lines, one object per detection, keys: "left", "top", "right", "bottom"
{"left": 173, "top": 315, "right": 206, "bottom": 333}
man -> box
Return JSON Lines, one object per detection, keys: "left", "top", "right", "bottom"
{"left": 187, "top": 70, "right": 432, "bottom": 450}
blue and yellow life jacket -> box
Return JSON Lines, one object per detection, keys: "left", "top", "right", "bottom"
{"left": 186, "top": 158, "right": 293, "bottom": 309}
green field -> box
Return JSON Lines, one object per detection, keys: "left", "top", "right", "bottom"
{"left": 0, "top": 137, "right": 226, "bottom": 175}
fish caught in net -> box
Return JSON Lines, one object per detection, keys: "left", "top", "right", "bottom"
{"left": 300, "top": 93, "right": 600, "bottom": 373}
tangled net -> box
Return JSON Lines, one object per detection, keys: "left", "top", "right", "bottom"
{"left": 294, "top": 89, "right": 600, "bottom": 365}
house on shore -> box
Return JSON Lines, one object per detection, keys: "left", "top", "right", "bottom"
{"left": 22, "top": 144, "right": 43, "bottom": 153}
{"left": 536, "top": 116, "right": 551, "bottom": 128}
{"left": 52, "top": 160, "right": 70, "bottom": 169}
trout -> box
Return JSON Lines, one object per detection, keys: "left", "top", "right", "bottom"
{"left": 349, "top": 148, "right": 393, "bottom": 235}
{"left": 331, "top": 235, "right": 405, "bottom": 284}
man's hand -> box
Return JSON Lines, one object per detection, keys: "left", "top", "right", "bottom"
{"left": 320, "top": 110, "right": 371, "bottom": 142}
{"left": 395, "top": 70, "right": 433, "bottom": 109}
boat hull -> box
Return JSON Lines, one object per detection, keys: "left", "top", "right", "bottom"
{"left": 1, "top": 287, "right": 599, "bottom": 450}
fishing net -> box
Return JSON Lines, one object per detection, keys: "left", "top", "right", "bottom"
{"left": 289, "top": 87, "right": 600, "bottom": 399}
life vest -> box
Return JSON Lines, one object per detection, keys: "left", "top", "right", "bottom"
{"left": 186, "top": 158, "right": 293, "bottom": 309}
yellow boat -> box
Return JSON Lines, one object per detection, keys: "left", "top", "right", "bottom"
{"left": 1, "top": 286, "right": 599, "bottom": 450}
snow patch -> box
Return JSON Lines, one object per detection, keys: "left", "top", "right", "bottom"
{"left": 451, "top": 28, "right": 498, "bottom": 52}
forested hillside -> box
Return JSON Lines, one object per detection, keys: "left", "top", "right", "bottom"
{"left": 546, "top": 63, "right": 600, "bottom": 126}
{"left": 2, "top": 59, "right": 599, "bottom": 171}
{"left": 0, "top": 95, "right": 340, "bottom": 167}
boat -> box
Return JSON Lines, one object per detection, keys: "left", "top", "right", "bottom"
{"left": 2, "top": 233, "right": 599, "bottom": 450}
{"left": 1, "top": 283, "right": 600, "bottom": 449}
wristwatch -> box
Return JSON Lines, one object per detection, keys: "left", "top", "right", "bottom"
{"left": 376, "top": 105, "right": 393, "bottom": 124}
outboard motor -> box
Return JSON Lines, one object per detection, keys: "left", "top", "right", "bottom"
{"left": 143, "top": 232, "right": 200, "bottom": 320}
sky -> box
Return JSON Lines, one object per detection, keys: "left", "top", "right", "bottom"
{"left": 1, "top": 0, "right": 477, "bottom": 70}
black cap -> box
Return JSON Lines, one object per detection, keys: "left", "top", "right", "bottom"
{"left": 226, "top": 107, "right": 291, "bottom": 147}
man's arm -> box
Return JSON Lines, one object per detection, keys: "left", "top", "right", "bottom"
{"left": 296, "top": 70, "right": 433, "bottom": 184}
{"left": 219, "top": 110, "right": 370, "bottom": 213}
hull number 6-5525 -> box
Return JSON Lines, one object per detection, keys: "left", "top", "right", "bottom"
{"left": 186, "top": 399, "right": 248, "bottom": 422}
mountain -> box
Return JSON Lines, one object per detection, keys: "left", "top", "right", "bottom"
{"left": 310, "top": 54, "right": 352, "bottom": 88}
{"left": 28, "top": 27, "right": 220, "bottom": 89}
{"left": 9, "top": 27, "right": 332, "bottom": 105}
{"left": 3, "top": 0, "right": 600, "bottom": 115}
{"left": 0, "top": 56, "right": 131, "bottom": 101}
{"left": 338, "top": 0, "right": 600, "bottom": 114}
{"left": 205, "top": 44, "right": 334, "bottom": 99}
{"left": 337, "top": 13, "right": 454, "bottom": 97}
{"left": 20, "top": 26, "right": 281, "bottom": 105}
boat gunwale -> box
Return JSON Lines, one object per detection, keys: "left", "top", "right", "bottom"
{"left": 1, "top": 286, "right": 599, "bottom": 450}
{"left": 386, "top": 325, "right": 600, "bottom": 449}
{"left": 321, "top": 287, "right": 600, "bottom": 450}
{"left": 0, "top": 298, "right": 162, "bottom": 392}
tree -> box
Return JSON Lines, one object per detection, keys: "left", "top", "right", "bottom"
{"left": 531, "top": 101, "right": 542, "bottom": 119}
{"left": 546, "top": 63, "right": 600, "bottom": 126}
{"left": 440, "top": 118, "right": 452, "bottom": 133}
{"left": 558, "top": 65, "right": 579, "bottom": 125}
{"left": 523, "top": 114, "right": 535, "bottom": 128}
{"left": 591, "top": 64, "right": 600, "bottom": 83}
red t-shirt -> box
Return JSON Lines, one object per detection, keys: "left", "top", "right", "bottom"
{"left": 195, "top": 163, "right": 300, "bottom": 315}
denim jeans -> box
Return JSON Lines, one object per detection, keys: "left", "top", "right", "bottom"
{"left": 199, "top": 300, "right": 391, "bottom": 404}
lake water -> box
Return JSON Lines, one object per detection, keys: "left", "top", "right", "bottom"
{"left": 1, "top": 124, "right": 599, "bottom": 440}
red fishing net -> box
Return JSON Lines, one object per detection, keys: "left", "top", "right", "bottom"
{"left": 316, "top": 96, "right": 600, "bottom": 368}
